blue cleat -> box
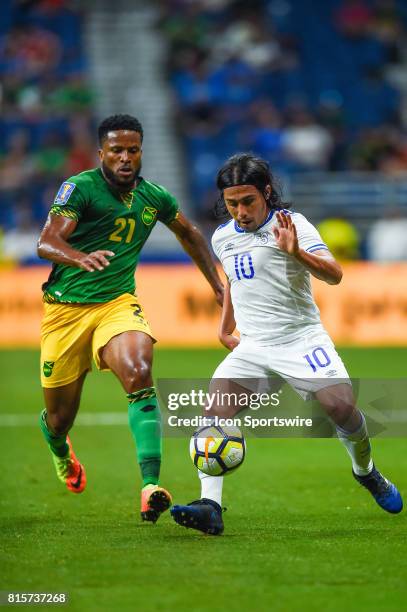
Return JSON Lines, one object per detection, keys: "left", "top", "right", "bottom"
{"left": 353, "top": 464, "right": 403, "bottom": 514}
{"left": 171, "top": 498, "right": 224, "bottom": 535}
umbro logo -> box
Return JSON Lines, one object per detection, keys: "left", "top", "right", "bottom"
{"left": 223, "top": 242, "right": 235, "bottom": 251}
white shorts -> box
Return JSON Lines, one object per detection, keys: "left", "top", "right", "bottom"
{"left": 212, "top": 330, "right": 351, "bottom": 401}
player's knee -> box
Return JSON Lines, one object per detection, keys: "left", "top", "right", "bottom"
{"left": 325, "top": 400, "right": 356, "bottom": 427}
{"left": 317, "top": 384, "right": 356, "bottom": 426}
{"left": 121, "top": 361, "right": 152, "bottom": 393}
{"left": 46, "top": 413, "right": 73, "bottom": 436}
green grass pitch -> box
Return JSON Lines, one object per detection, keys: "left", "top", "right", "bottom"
{"left": 0, "top": 347, "right": 406, "bottom": 612}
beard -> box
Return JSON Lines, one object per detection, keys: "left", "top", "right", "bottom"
{"left": 102, "top": 160, "right": 142, "bottom": 191}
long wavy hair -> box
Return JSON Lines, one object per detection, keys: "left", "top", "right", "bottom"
{"left": 214, "top": 153, "right": 289, "bottom": 218}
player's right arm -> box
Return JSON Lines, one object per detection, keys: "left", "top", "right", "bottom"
{"left": 37, "top": 214, "right": 114, "bottom": 272}
{"left": 218, "top": 280, "right": 240, "bottom": 351}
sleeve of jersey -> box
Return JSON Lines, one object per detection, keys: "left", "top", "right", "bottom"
{"left": 294, "top": 213, "right": 329, "bottom": 254}
{"left": 211, "top": 232, "right": 221, "bottom": 261}
{"left": 157, "top": 190, "right": 180, "bottom": 225}
{"left": 49, "top": 179, "right": 87, "bottom": 222}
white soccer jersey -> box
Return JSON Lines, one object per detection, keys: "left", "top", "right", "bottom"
{"left": 211, "top": 209, "right": 329, "bottom": 345}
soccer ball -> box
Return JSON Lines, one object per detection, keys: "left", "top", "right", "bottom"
{"left": 189, "top": 425, "right": 246, "bottom": 476}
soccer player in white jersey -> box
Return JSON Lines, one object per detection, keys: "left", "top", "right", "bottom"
{"left": 171, "top": 153, "right": 403, "bottom": 535}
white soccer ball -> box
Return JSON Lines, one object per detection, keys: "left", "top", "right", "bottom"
{"left": 189, "top": 424, "right": 246, "bottom": 476}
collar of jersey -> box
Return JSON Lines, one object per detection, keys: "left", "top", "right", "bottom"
{"left": 234, "top": 209, "right": 274, "bottom": 233}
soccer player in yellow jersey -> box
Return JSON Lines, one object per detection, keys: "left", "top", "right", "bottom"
{"left": 37, "top": 114, "right": 223, "bottom": 522}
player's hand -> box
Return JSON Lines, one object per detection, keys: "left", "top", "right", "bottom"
{"left": 272, "top": 211, "right": 299, "bottom": 255}
{"left": 219, "top": 333, "right": 240, "bottom": 351}
{"left": 77, "top": 250, "right": 115, "bottom": 272}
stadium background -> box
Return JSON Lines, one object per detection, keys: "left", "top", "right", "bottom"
{"left": 0, "top": 1, "right": 406, "bottom": 611}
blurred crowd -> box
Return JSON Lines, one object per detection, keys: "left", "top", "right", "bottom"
{"left": 1, "top": 0, "right": 407, "bottom": 264}
{"left": 0, "top": 0, "right": 96, "bottom": 263}
{"left": 157, "top": 0, "right": 407, "bottom": 224}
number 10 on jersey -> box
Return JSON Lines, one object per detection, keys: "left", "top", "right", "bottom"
{"left": 234, "top": 252, "right": 255, "bottom": 280}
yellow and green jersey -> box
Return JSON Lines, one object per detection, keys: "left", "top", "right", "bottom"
{"left": 42, "top": 168, "right": 179, "bottom": 303}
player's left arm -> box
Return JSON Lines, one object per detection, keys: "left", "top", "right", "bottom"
{"left": 167, "top": 212, "right": 224, "bottom": 305}
{"left": 273, "top": 211, "right": 343, "bottom": 285}
{"left": 218, "top": 280, "right": 240, "bottom": 351}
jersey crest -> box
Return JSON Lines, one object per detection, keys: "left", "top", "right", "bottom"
{"left": 43, "top": 361, "right": 55, "bottom": 377}
{"left": 54, "top": 182, "right": 76, "bottom": 205}
{"left": 142, "top": 206, "right": 158, "bottom": 226}
{"left": 254, "top": 231, "right": 269, "bottom": 245}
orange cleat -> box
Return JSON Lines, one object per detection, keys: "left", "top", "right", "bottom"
{"left": 52, "top": 435, "right": 86, "bottom": 494}
{"left": 140, "top": 484, "right": 172, "bottom": 523}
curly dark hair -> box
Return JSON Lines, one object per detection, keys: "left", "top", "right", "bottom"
{"left": 214, "top": 153, "right": 289, "bottom": 218}
{"left": 98, "top": 114, "right": 144, "bottom": 145}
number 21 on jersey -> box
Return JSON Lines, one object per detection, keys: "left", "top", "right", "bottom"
{"left": 109, "top": 217, "right": 136, "bottom": 243}
{"left": 234, "top": 252, "right": 255, "bottom": 280}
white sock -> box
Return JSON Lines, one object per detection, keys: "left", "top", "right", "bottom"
{"left": 199, "top": 470, "right": 223, "bottom": 506}
{"left": 336, "top": 412, "right": 373, "bottom": 476}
